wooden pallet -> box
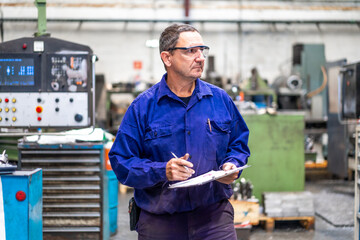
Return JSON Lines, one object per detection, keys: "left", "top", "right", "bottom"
{"left": 230, "top": 200, "right": 260, "bottom": 225}
{"left": 259, "top": 215, "right": 315, "bottom": 232}
{"left": 119, "top": 184, "right": 133, "bottom": 194}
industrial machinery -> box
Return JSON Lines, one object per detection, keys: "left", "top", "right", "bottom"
{"left": 0, "top": 36, "right": 119, "bottom": 239}
{"left": 341, "top": 62, "right": 360, "bottom": 120}
{"left": 0, "top": 36, "right": 95, "bottom": 129}
{"left": 18, "top": 140, "right": 117, "bottom": 240}
{"left": 0, "top": 1, "right": 118, "bottom": 239}
{"left": 274, "top": 43, "right": 327, "bottom": 116}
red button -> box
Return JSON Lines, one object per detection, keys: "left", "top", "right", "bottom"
{"left": 36, "top": 106, "right": 43, "bottom": 113}
{"left": 37, "top": 117, "right": 42, "bottom": 121}
{"left": 22, "top": 43, "right": 27, "bottom": 49}
{"left": 16, "top": 191, "right": 26, "bottom": 201}
{"left": 5, "top": 98, "right": 9, "bottom": 103}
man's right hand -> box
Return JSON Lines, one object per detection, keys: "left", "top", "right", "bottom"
{"left": 166, "top": 153, "right": 195, "bottom": 181}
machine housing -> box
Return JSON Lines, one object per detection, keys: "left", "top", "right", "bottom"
{"left": 0, "top": 37, "right": 95, "bottom": 128}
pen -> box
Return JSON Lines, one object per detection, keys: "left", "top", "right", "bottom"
{"left": 207, "top": 118, "right": 212, "bottom": 132}
{"left": 171, "top": 152, "right": 190, "bottom": 172}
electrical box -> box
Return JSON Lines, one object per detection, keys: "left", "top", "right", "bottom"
{"left": 0, "top": 169, "right": 42, "bottom": 240}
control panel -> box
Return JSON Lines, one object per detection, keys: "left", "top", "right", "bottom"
{"left": 341, "top": 62, "right": 360, "bottom": 119}
{"left": 0, "top": 37, "right": 95, "bottom": 128}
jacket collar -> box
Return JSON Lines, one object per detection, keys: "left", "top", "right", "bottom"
{"left": 157, "top": 73, "right": 213, "bottom": 103}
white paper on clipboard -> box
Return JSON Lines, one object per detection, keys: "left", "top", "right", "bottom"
{"left": 168, "top": 165, "right": 251, "bottom": 189}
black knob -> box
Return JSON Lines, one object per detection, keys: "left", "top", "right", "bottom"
{"left": 55, "top": 98, "right": 59, "bottom": 103}
{"left": 37, "top": 98, "right": 41, "bottom": 103}
{"left": 55, "top": 107, "right": 59, "bottom": 112}
{"left": 69, "top": 98, "right": 74, "bottom": 103}
{"left": 74, "top": 114, "right": 83, "bottom": 122}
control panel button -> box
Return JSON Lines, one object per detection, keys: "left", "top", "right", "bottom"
{"left": 55, "top": 98, "right": 59, "bottom": 103}
{"left": 55, "top": 107, "right": 59, "bottom": 112}
{"left": 5, "top": 98, "right": 9, "bottom": 103}
{"left": 74, "top": 114, "right": 83, "bottom": 122}
{"left": 0, "top": 117, "right": 2, "bottom": 121}
{"left": 37, "top": 98, "right": 42, "bottom": 103}
{"left": 36, "top": 106, "right": 43, "bottom": 113}
{"left": 5, "top": 107, "right": 9, "bottom": 112}
{"left": 0, "top": 99, "right": 2, "bottom": 103}
{"left": 0, "top": 108, "right": 2, "bottom": 112}
{"left": 12, "top": 117, "right": 16, "bottom": 122}
{"left": 12, "top": 98, "right": 16, "bottom": 103}
{"left": 37, "top": 117, "right": 42, "bottom": 121}
{"left": 12, "top": 108, "right": 16, "bottom": 112}
{"left": 69, "top": 98, "right": 74, "bottom": 103}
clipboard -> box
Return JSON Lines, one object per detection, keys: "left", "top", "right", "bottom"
{"left": 168, "top": 165, "right": 251, "bottom": 189}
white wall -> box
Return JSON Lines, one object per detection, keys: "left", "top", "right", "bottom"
{"left": 2, "top": 0, "right": 360, "bottom": 86}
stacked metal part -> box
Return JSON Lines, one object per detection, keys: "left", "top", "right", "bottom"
{"left": 232, "top": 178, "right": 254, "bottom": 201}
{"left": 263, "top": 191, "right": 314, "bottom": 217}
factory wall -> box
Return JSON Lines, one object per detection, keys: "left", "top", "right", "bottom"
{"left": 2, "top": 0, "right": 360, "bottom": 86}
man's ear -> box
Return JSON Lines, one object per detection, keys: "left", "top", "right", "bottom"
{"left": 160, "top": 51, "right": 171, "bottom": 68}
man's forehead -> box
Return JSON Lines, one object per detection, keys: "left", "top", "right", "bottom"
{"left": 178, "top": 31, "right": 204, "bottom": 46}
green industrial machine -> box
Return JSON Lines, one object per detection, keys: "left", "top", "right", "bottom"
{"left": 241, "top": 113, "right": 305, "bottom": 202}
{"left": 292, "top": 44, "right": 327, "bottom": 119}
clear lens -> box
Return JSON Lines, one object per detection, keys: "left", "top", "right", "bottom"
{"left": 201, "top": 48, "right": 209, "bottom": 58}
{"left": 171, "top": 46, "right": 210, "bottom": 58}
{"left": 187, "top": 47, "right": 209, "bottom": 58}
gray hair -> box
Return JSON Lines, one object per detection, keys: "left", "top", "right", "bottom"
{"left": 159, "top": 24, "right": 199, "bottom": 54}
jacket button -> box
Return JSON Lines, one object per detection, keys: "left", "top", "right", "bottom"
{"left": 187, "top": 131, "right": 191, "bottom": 135}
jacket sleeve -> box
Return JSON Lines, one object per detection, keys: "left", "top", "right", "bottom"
{"left": 108, "top": 104, "right": 168, "bottom": 189}
{"left": 220, "top": 95, "right": 250, "bottom": 169}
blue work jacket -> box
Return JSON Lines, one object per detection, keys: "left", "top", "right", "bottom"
{"left": 109, "top": 73, "right": 250, "bottom": 214}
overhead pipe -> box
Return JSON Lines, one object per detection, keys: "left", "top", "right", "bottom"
{"left": 184, "top": 0, "right": 190, "bottom": 24}
{"left": 1, "top": 17, "right": 359, "bottom": 25}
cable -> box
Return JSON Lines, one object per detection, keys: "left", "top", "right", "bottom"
{"left": 306, "top": 66, "right": 327, "bottom": 98}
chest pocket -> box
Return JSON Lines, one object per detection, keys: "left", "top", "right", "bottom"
{"left": 207, "top": 120, "right": 231, "bottom": 135}
{"left": 205, "top": 120, "right": 231, "bottom": 163}
{"left": 144, "top": 126, "right": 173, "bottom": 158}
{"left": 144, "top": 126, "right": 173, "bottom": 141}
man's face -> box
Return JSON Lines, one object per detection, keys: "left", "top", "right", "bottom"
{"left": 169, "top": 31, "right": 206, "bottom": 80}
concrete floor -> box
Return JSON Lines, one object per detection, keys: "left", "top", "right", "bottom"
{"left": 110, "top": 179, "right": 354, "bottom": 240}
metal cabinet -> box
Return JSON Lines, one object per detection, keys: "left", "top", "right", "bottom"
{"left": 0, "top": 169, "right": 43, "bottom": 240}
{"left": 355, "top": 125, "right": 360, "bottom": 240}
{"left": 18, "top": 142, "right": 118, "bottom": 240}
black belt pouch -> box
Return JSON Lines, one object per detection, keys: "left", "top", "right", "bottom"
{"left": 129, "top": 197, "right": 141, "bottom": 231}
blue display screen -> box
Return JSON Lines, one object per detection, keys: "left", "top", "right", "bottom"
{"left": 0, "top": 58, "right": 35, "bottom": 86}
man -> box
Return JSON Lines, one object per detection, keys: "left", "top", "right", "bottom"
{"left": 109, "top": 24, "right": 250, "bottom": 240}
{"left": 247, "top": 67, "right": 268, "bottom": 91}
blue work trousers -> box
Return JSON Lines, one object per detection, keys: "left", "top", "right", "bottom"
{"left": 137, "top": 199, "right": 237, "bottom": 240}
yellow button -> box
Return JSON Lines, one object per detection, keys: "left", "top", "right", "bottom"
{"left": 0, "top": 108, "right": 2, "bottom": 112}
{"left": 12, "top": 107, "right": 16, "bottom": 112}
{"left": 0, "top": 98, "right": 2, "bottom": 103}
{"left": 0, "top": 117, "right": 2, "bottom": 121}
{"left": 12, "top": 98, "right": 16, "bottom": 103}
{"left": 5, "top": 107, "right": 9, "bottom": 112}
{"left": 12, "top": 117, "right": 16, "bottom": 122}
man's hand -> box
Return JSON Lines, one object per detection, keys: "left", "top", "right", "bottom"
{"left": 216, "top": 162, "right": 239, "bottom": 184}
{"left": 166, "top": 153, "right": 195, "bottom": 181}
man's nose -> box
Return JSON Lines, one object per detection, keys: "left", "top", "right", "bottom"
{"left": 195, "top": 50, "right": 206, "bottom": 61}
